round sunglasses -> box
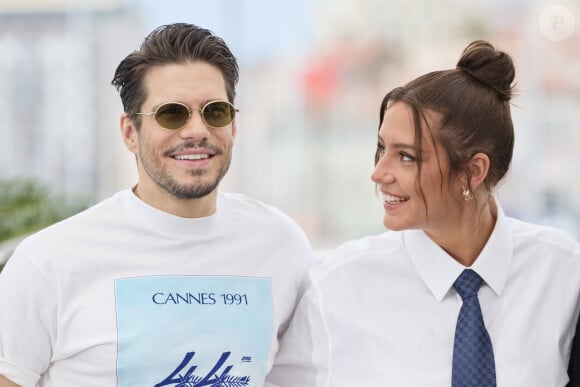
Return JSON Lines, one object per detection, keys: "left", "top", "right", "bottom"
{"left": 135, "top": 100, "right": 239, "bottom": 129}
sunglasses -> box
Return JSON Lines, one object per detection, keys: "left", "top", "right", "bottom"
{"left": 136, "top": 100, "right": 238, "bottom": 129}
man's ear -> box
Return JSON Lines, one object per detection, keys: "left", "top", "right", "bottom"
{"left": 466, "top": 152, "right": 490, "bottom": 190}
{"left": 120, "top": 113, "right": 138, "bottom": 154}
{"left": 231, "top": 120, "right": 238, "bottom": 141}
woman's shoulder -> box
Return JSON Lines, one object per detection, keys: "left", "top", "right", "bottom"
{"left": 508, "top": 216, "right": 580, "bottom": 252}
{"left": 311, "top": 230, "right": 405, "bottom": 280}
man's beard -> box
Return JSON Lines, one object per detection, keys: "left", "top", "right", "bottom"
{"left": 139, "top": 139, "right": 233, "bottom": 200}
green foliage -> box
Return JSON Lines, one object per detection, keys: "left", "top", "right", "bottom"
{"left": 0, "top": 179, "right": 91, "bottom": 272}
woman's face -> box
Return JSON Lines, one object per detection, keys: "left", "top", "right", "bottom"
{"left": 371, "top": 101, "right": 462, "bottom": 233}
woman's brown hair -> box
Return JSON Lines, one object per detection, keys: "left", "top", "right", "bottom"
{"left": 376, "top": 40, "right": 516, "bottom": 199}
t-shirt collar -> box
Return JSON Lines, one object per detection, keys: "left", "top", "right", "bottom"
{"left": 119, "top": 188, "right": 222, "bottom": 238}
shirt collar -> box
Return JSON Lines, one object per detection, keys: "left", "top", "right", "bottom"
{"left": 403, "top": 201, "right": 513, "bottom": 302}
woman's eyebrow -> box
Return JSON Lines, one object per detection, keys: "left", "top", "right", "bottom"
{"left": 390, "top": 142, "right": 418, "bottom": 151}
{"left": 378, "top": 137, "right": 418, "bottom": 152}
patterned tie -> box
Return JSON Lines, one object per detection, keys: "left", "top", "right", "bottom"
{"left": 451, "top": 269, "right": 497, "bottom": 387}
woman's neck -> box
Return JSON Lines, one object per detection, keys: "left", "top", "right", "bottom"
{"left": 426, "top": 197, "right": 498, "bottom": 267}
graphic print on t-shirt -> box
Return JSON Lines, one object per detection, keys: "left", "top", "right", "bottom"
{"left": 115, "top": 275, "right": 273, "bottom": 387}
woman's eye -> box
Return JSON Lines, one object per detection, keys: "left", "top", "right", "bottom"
{"left": 377, "top": 143, "right": 385, "bottom": 155}
{"left": 400, "top": 152, "right": 416, "bottom": 162}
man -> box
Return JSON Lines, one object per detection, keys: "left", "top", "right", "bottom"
{"left": 0, "top": 23, "right": 313, "bottom": 387}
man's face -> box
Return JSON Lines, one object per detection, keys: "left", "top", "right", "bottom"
{"left": 121, "top": 61, "right": 237, "bottom": 215}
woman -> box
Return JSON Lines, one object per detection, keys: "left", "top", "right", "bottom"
{"left": 266, "top": 40, "right": 580, "bottom": 387}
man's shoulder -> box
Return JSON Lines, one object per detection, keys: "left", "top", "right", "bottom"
{"left": 18, "top": 191, "right": 123, "bottom": 247}
{"left": 218, "top": 192, "right": 300, "bottom": 226}
{"left": 219, "top": 191, "right": 279, "bottom": 210}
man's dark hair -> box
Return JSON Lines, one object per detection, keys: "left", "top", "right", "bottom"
{"left": 111, "top": 23, "right": 239, "bottom": 122}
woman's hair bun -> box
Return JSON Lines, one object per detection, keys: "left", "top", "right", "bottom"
{"left": 456, "top": 40, "right": 515, "bottom": 101}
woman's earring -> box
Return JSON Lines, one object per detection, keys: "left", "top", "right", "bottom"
{"left": 462, "top": 188, "right": 474, "bottom": 201}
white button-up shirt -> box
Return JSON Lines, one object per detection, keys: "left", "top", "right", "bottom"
{"left": 266, "top": 204, "right": 580, "bottom": 387}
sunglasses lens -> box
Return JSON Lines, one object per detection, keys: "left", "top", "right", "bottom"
{"left": 155, "top": 103, "right": 190, "bottom": 129}
{"left": 203, "top": 101, "right": 235, "bottom": 127}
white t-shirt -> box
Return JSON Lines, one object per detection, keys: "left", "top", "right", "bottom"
{"left": 267, "top": 204, "right": 580, "bottom": 387}
{"left": 0, "top": 189, "right": 313, "bottom": 387}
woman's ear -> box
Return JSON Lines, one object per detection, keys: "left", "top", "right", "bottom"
{"left": 467, "top": 152, "right": 490, "bottom": 190}
{"left": 120, "top": 113, "right": 138, "bottom": 154}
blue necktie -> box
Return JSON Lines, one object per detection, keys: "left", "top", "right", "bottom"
{"left": 451, "top": 269, "right": 497, "bottom": 387}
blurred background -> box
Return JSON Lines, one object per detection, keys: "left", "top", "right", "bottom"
{"left": 0, "top": 0, "right": 579, "bottom": 261}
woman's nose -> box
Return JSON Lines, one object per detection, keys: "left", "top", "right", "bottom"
{"left": 371, "top": 155, "right": 395, "bottom": 184}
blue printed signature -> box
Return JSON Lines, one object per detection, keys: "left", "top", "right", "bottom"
{"left": 155, "top": 351, "right": 250, "bottom": 387}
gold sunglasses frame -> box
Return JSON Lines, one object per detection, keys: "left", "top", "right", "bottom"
{"left": 135, "top": 100, "right": 239, "bottom": 129}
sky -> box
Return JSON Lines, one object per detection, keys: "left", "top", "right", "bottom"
{"left": 131, "top": 0, "right": 315, "bottom": 65}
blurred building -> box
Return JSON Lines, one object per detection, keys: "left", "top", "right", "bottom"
{"left": 0, "top": 0, "right": 578, "bottom": 248}
{"left": 235, "top": 0, "right": 580, "bottom": 245}
{"left": 0, "top": 0, "right": 141, "bottom": 199}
